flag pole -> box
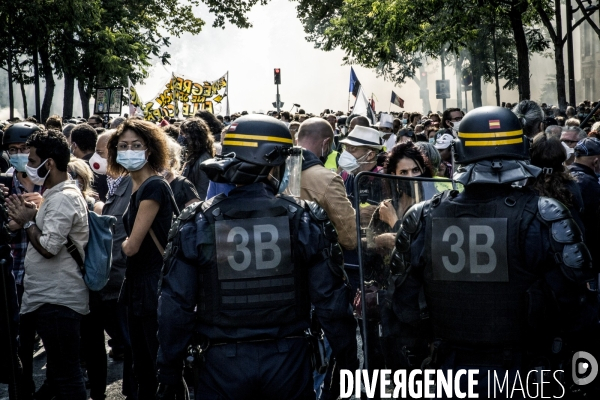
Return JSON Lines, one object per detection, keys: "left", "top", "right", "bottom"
{"left": 347, "top": 93, "right": 350, "bottom": 113}
{"left": 225, "top": 71, "right": 230, "bottom": 117}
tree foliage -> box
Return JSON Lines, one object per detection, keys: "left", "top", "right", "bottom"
{"left": 294, "top": 0, "right": 549, "bottom": 104}
{"left": 1, "top": 0, "right": 269, "bottom": 119}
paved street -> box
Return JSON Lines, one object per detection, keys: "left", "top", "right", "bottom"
{"left": 0, "top": 333, "right": 126, "bottom": 400}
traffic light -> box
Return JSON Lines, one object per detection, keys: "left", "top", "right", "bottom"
{"left": 274, "top": 68, "right": 281, "bottom": 85}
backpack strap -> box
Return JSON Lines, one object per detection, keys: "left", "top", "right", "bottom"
{"left": 66, "top": 236, "right": 85, "bottom": 273}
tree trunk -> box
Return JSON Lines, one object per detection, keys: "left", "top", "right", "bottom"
{"left": 39, "top": 45, "right": 54, "bottom": 122}
{"left": 63, "top": 72, "right": 75, "bottom": 118}
{"left": 7, "top": 47, "right": 14, "bottom": 120}
{"left": 554, "top": 0, "right": 567, "bottom": 111}
{"left": 78, "top": 80, "right": 91, "bottom": 119}
{"left": 20, "top": 81, "right": 28, "bottom": 118}
{"left": 508, "top": 3, "right": 531, "bottom": 100}
{"left": 554, "top": 43, "right": 568, "bottom": 111}
{"left": 32, "top": 46, "right": 41, "bottom": 120}
{"left": 492, "top": 19, "right": 501, "bottom": 106}
{"left": 455, "top": 54, "right": 462, "bottom": 110}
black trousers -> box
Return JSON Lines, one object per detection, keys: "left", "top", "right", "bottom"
{"left": 193, "top": 338, "right": 315, "bottom": 400}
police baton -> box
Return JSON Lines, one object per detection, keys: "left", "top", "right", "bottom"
{"left": 0, "top": 258, "right": 20, "bottom": 399}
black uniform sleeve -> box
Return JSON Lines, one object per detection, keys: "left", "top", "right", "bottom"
{"left": 299, "top": 209, "right": 358, "bottom": 367}
{"left": 156, "top": 212, "right": 205, "bottom": 385}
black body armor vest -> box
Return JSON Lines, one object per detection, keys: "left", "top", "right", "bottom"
{"left": 423, "top": 189, "right": 539, "bottom": 345}
{"left": 194, "top": 195, "right": 310, "bottom": 329}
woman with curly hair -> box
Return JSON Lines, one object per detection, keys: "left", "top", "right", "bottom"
{"left": 106, "top": 118, "right": 177, "bottom": 399}
{"left": 530, "top": 132, "right": 584, "bottom": 231}
{"left": 180, "top": 117, "right": 215, "bottom": 199}
{"left": 378, "top": 141, "right": 434, "bottom": 231}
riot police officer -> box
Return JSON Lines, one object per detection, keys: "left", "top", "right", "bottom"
{"left": 390, "top": 106, "right": 599, "bottom": 396}
{"left": 156, "top": 115, "right": 358, "bottom": 399}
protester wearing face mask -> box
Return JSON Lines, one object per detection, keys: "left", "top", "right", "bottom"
{"left": 68, "top": 157, "right": 103, "bottom": 213}
{"left": 0, "top": 123, "right": 45, "bottom": 310}
{"left": 434, "top": 133, "right": 454, "bottom": 179}
{"left": 6, "top": 129, "right": 89, "bottom": 400}
{"left": 337, "top": 125, "right": 384, "bottom": 293}
{"left": 106, "top": 119, "right": 178, "bottom": 399}
{"left": 569, "top": 137, "right": 600, "bottom": 271}
{"left": 294, "top": 118, "right": 357, "bottom": 252}
{"left": 440, "top": 107, "right": 464, "bottom": 138}
{"left": 561, "top": 126, "right": 586, "bottom": 166}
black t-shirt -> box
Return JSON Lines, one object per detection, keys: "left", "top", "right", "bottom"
{"left": 169, "top": 175, "right": 200, "bottom": 211}
{"left": 124, "top": 176, "right": 175, "bottom": 274}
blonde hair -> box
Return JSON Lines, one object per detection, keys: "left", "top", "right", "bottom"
{"left": 68, "top": 156, "right": 96, "bottom": 198}
{"left": 165, "top": 136, "right": 182, "bottom": 173}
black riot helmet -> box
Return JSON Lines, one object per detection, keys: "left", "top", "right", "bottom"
{"left": 453, "top": 106, "right": 530, "bottom": 165}
{"left": 201, "top": 115, "right": 293, "bottom": 185}
{"left": 2, "top": 122, "right": 40, "bottom": 149}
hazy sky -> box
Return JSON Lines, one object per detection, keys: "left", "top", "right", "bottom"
{"left": 0, "top": 0, "right": 574, "bottom": 120}
{"left": 134, "top": 0, "right": 557, "bottom": 116}
{"left": 136, "top": 0, "right": 423, "bottom": 115}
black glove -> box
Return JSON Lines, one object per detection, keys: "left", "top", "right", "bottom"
{"left": 156, "top": 380, "right": 190, "bottom": 400}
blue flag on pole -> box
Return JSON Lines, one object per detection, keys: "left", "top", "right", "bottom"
{"left": 349, "top": 67, "right": 361, "bottom": 97}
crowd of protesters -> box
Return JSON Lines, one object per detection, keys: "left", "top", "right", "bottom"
{"left": 1, "top": 97, "right": 600, "bottom": 400}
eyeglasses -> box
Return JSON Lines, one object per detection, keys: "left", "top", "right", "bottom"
{"left": 116, "top": 142, "right": 147, "bottom": 151}
{"left": 8, "top": 147, "right": 30, "bottom": 155}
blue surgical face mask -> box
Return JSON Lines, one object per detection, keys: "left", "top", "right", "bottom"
{"left": 402, "top": 119, "right": 408, "bottom": 125}
{"left": 10, "top": 153, "right": 29, "bottom": 172}
{"left": 116, "top": 150, "right": 147, "bottom": 171}
{"left": 429, "top": 138, "right": 436, "bottom": 145}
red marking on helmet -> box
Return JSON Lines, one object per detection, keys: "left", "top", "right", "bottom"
{"left": 489, "top": 120, "right": 501, "bottom": 129}
{"left": 229, "top": 123, "right": 238, "bottom": 131}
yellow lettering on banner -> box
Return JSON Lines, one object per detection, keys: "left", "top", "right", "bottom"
{"left": 182, "top": 103, "right": 192, "bottom": 117}
{"left": 130, "top": 87, "right": 141, "bottom": 107}
{"left": 143, "top": 102, "right": 154, "bottom": 115}
{"left": 203, "top": 101, "right": 214, "bottom": 114}
{"left": 174, "top": 77, "right": 183, "bottom": 91}
{"left": 151, "top": 109, "right": 162, "bottom": 121}
{"left": 182, "top": 79, "right": 192, "bottom": 94}
{"left": 165, "top": 104, "right": 176, "bottom": 118}
{"left": 191, "top": 95, "right": 205, "bottom": 103}
{"left": 192, "top": 82, "right": 203, "bottom": 96}
{"left": 202, "top": 82, "right": 213, "bottom": 97}
{"left": 213, "top": 95, "right": 223, "bottom": 103}
{"left": 216, "top": 77, "right": 227, "bottom": 90}
{"left": 155, "top": 93, "right": 166, "bottom": 107}
{"left": 177, "top": 91, "right": 190, "bottom": 103}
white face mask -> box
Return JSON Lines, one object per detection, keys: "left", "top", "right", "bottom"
{"left": 25, "top": 159, "right": 49, "bottom": 186}
{"left": 451, "top": 121, "right": 461, "bottom": 135}
{"left": 562, "top": 141, "right": 574, "bottom": 159}
{"left": 88, "top": 152, "right": 108, "bottom": 175}
{"left": 338, "top": 150, "right": 372, "bottom": 174}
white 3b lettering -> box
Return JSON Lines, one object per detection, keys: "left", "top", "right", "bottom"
{"left": 227, "top": 224, "right": 282, "bottom": 271}
{"left": 441, "top": 225, "right": 496, "bottom": 273}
